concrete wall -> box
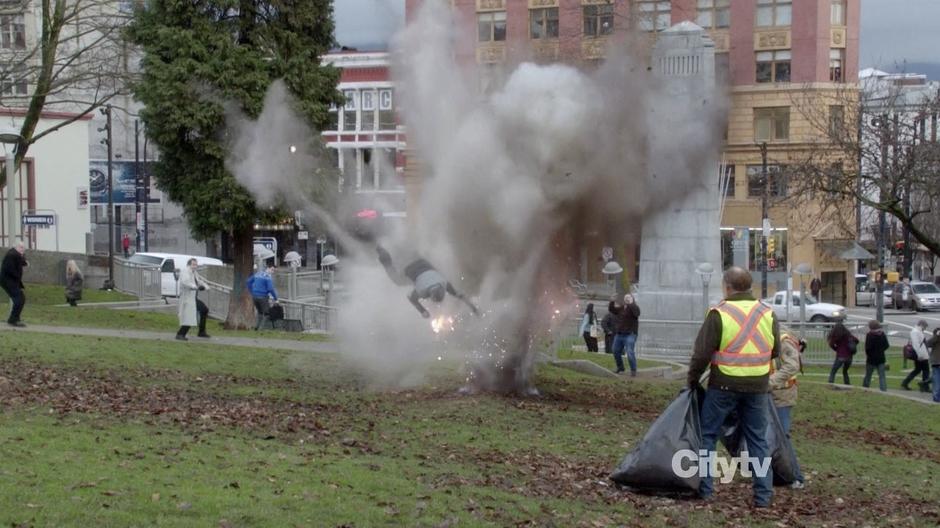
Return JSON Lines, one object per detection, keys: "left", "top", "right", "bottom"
{"left": 19, "top": 249, "right": 109, "bottom": 289}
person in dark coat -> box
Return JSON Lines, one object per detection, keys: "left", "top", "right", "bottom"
{"left": 609, "top": 294, "right": 641, "bottom": 375}
{"left": 827, "top": 322, "right": 858, "bottom": 385}
{"left": 810, "top": 277, "right": 821, "bottom": 299}
{"left": 862, "top": 319, "right": 889, "bottom": 392}
{"left": 1, "top": 241, "right": 28, "bottom": 326}
{"left": 376, "top": 245, "right": 480, "bottom": 319}
{"left": 65, "top": 260, "right": 84, "bottom": 307}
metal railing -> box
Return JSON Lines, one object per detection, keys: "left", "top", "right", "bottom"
{"left": 201, "top": 277, "right": 336, "bottom": 333}
{"left": 112, "top": 258, "right": 162, "bottom": 301}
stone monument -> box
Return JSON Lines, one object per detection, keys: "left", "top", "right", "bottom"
{"left": 636, "top": 22, "right": 723, "bottom": 357}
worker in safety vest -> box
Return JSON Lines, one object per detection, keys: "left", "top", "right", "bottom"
{"left": 769, "top": 331, "right": 806, "bottom": 489}
{"left": 688, "top": 266, "right": 780, "bottom": 508}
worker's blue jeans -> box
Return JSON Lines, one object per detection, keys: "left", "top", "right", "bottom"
{"left": 699, "top": 388, "right": 773, "bottom": 506}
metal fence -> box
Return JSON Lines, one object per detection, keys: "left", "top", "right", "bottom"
{"left": 200, "top": 277, "right": 336, "bottom": 333}
{"left": 113, "top": 258, "right": 162, "bottom": 301}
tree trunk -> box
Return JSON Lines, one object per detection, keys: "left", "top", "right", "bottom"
{"left": 224, "top": 222, "right": 256, "bottom": 329}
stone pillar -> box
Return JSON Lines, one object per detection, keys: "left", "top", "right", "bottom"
{"left": 636, "top": 22, "right": 723, "bottom": 356}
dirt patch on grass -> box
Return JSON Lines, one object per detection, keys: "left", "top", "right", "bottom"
{"left": 801, "top": 424, "right": 940, "bottom": 464}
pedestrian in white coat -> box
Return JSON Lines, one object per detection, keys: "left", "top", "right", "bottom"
{"left": 176, "top": 258, "right": 208, "bottom": 341}
{"left": 903, "top": 319, "right": 931, "bottom": 391}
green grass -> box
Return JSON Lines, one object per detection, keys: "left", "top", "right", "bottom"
{"left": 556, "top": 348, "right": 678, "bottom": 371}
{"left": 19, "top": 283, "right": 329, "bottom": 342}
{"left": 1, "top": 331, "right": 939, "bottom": 527}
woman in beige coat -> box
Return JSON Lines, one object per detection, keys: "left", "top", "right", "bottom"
{"left": 770, "top": 331, "right": 805, "bottom": 488}
{"left": 175, "top": 258, "right": 207, "bottom": 341}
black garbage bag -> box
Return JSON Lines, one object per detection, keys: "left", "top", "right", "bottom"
{"left": 610, "top": 388, "right": 703, "bottom": 492}
{"left": 719, "top": 397, "right": 800, "bottom": 486}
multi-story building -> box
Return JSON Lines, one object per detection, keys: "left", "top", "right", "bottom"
{"left": 404, "top": 0, "right": 861, "bottom": 304}
{"left": 321, "top": 50, "right": 407, "bottom": 231}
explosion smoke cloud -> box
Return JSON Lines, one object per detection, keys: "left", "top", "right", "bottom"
{"left": 224, "top": 1, "right": 726, "bottom": 394}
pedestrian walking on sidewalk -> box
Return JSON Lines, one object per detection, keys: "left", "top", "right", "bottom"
{"left": 862, "top": 320, "right": 889, "bottom": 392}
{"left": 1, "top": 240, "right": 28, "bottom": 327}
{"left": 827, "top": 322, "right": 858, "bottom": 385}
{"left": 176, "top": 258, "right": 209, "bottom": 340}
{"left": 609, "top": 294, "right": 640, "bottom": 375}
{"left": 902, "top": 320, "right": 931, "bottom": 392}
{"left": 926, "top": 327, "right": 940, "bottom": 403}
{"left": 579, "top": 303, "right": 599, "bottom": 352}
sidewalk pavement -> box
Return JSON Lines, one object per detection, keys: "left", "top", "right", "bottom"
{"left": 0, "top": 323, "right": 337, "bottom": 355}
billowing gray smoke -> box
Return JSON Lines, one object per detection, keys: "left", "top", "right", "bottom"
{"left": 225, "top": 2, "right": 725, "bottom": 394}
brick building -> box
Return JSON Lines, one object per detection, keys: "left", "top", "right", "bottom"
{"left": 404, "top": 0, "right": 861, "bottom": 303}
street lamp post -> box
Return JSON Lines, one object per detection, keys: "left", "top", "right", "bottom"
{"left": 0, "top": 127, "right": 23, "bottom": 247}
{"left": 696, "top": 262, "right": 714, "bottom": 319}
{"left": 795, "top": 263, "right": 812, "bottom": 341}
{"left": 100, "top": 104, "right": 114, "bottom": 287}
{"left": 759, "top": 142, "right": 769, "bottom": 299}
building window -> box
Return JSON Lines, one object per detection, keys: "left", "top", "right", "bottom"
{"left": 716, "top": 52, "right": 730, "bottom": 84}
{"left": 342, "top": 90, "right": 357, "bottom": 132}
{"left": 378, "top": 89, "right": 395, "bottom": 130}
{"left": 829, "top": 105, "right": 844, "bottom": 137}
{"left": 1, "top": 64, "right": 27, "bottom": 96}
{"left": 636, "top": 1, "right": 671, "bottom": 32}
{"left": 756, "top": 0, "right": 791, "bottom": 27}
{"left": 530, "top": 7, "right": 559, "bottom": 39}
{"left": 379, "top": 148, "right": 402, "bottom": 190}
{"left": 697, "top": 0, "right": 730, "bottom": 29}
{"left": 754, "top": 107, "right": 790, "bottom": 142}
{"left": 831, "top": 0, "right": 846, "bottom": 25}
{"left": 360, "top": 90, "right": 376, "bottom": 131}
{"left": 720, "top": 165, "right": 735, "bottom": 198}
{"left": 583, "top": 4, "right": 614, "bottom": 37}
{"left": 0, "top": 14, "right": 26, "bottom": 50}
{"left": 829, "top": 49, "right": 844, "bottom": 82}
{"left": 478, "top": 11, "right": 507, "bottom": 42}
{"left": 747, "top": 165, "right": 786, "bottom": 198}
{"left": 756, "top": 50, "right": 790, "bottom": 83}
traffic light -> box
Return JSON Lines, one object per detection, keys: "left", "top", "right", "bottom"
{"left": 767, "top": 236, "right": 776, "bottom": 255}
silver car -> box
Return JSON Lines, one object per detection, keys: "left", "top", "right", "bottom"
{"left": 911, "top": 281, "right": 940, "bottom": 311}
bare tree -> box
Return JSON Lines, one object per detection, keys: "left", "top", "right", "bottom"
{"left": 784, "top": 78, "right": 940, "bottom": 261}
{"left": 0, "top": 0, "right": 132, "bottom": 184}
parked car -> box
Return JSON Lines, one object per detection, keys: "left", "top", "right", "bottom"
{"left": 762, "top": 291, "right": 847, "bottom": 323}
{"left": 909, "top": 281, "right": 940, "bottom": 311}
{"left": 126, "top": 252, "right": 223, "bottom": 297}
{"left": 855, "top": 280, "right": 893, "bottom": 307}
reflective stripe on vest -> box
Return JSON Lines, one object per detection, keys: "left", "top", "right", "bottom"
{"left": 711, "top": 300, "right": 775, "bottom": 377}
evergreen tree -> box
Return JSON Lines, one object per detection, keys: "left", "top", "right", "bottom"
{"left": 128, "top": 0, "right": 342, "bottom": 327}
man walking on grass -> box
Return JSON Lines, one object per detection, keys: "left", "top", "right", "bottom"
{"left": 1, "top": 240, "right": 28, "bottom": 327}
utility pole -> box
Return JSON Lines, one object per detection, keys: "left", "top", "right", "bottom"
{"left": 760, "top": 141, "right": 769, "bottom": 299}
{"left": 875, "top": 113, "right": 888, "bottom": 323}
{"left": 142, "top": 135, "right": 149, "bottom": 252}
{"left": 134, "top": 119, "right": 141, "bottom": 253}
{"left": 102, "top": 104, "right": 114, "bottom": 287}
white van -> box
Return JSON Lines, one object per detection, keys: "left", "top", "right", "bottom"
{"left": 126, "top": 252, "right": 223, "bottom": 297}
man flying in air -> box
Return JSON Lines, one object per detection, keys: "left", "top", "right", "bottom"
{"left": 376, "top": 245, "right": 480, "bottom": 319}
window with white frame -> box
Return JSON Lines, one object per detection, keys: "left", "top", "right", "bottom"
{"left": 756, "top": 0, "right": 791, "bottom": 27}
{"left": 636, "top": 1, "right": 671, "bottom": 32}
{"left": 1, "top": 63, "right": 27, "bottom": 95}
{"left": 697, "top": 0, "right": 730, "bottom": 29}
{"left": 831, "top": 0, "right": 846, "bottom": 25}
{"left": 342, "top": 90, "right": 357, "bottom": 131}
{"left": 756, "top": 50, "right": 790, "bottom": 83}
{"left": 829, "top": 49, "right": 844, "bottom": 82}
{"left": 0, "top": 14, "right": 26, "bottom": 50}
{"left": 478, "top": 11, "right": 507, "bottom": 42}
{"left": 530, "top": 7, "right": 559, "bottom": 39}
{"left": 583, "top": 4, "right": 614, "bottom": 37}
{"left": 360, "top": 90, "right": 376, "bottom": 131}
{"left": 378, "top": 89, "right": 395, "bottom": 130}
{"left": 754, "top": 106, "right": 790, "bottom": 142}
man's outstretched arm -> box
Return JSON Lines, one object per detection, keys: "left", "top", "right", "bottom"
{"left": 408, "top": 290, "right": 430, "bottom": 318}
{"left": 446, "top": 283, "right": 481, "bottom": 316}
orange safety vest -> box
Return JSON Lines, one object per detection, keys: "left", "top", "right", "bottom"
{"left": 711, "top": 299, "right": 775, "bottom": 377}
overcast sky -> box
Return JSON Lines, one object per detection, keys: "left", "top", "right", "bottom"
{"left": 334, "top": 0, "right": 940, "bottom": 74}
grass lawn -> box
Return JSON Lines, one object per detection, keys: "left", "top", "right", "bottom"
{"left": 1, "top": 331, "right": 938, "bottom": 527}
{"left": 556, "top": 348, "right": 679, "bottom": 372}
{"left": 17, "top": 283, "right": 328, "bottom": 342}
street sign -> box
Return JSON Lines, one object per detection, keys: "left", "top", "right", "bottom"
{"left": 21, "top": 214, "right": 55, "bottom": 226}
{"left": 602, "top": 246, "right": 613, "bottom": 262}
{"left": 297, "top": 231, "right": 309, "bottom": 241}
